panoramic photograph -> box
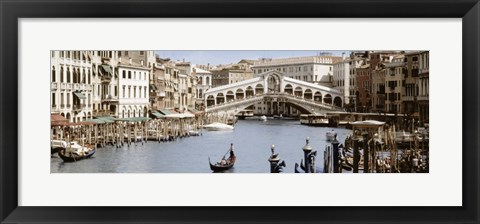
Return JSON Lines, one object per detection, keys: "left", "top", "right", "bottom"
{"left": 50, "top": 50, "right": 429, "bottom": 173}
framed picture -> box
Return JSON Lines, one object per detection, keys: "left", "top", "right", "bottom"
{"left": 1, "top": 0, "right": 478, "bottom": 223}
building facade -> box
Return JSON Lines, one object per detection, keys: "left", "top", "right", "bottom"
{"left": 194, "top": 67, "right": 212, "bottom": 109}
{"left": 418, "top": 51, "right": 429, "bottom": 124}
{"left": 384, "top": 55, "right": 405, "bottom": 114}
{"left": 211, "top": 62, "right": 254, "bottom": 88}
{"left": 51, "top": 50, "right": 94, "bottom": 122}
{"left": 332, "top": 54, "right": 351, "bottom": 105}
{"left": 117, "top": 62, "right": 150, "bottom": 118}
{"left": 355, "top": 64, "right": 371, "bottom": 112}
{"left": 252, "top": 56, "right": 341, "bottom": 86}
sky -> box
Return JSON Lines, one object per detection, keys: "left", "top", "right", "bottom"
{"left": 155, "top": 50, "right": 350, "bottom": 66}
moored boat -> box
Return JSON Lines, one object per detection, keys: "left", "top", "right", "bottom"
{"left": 51, "top": 140, "right": 67, "bottom": 155}
{"left": 259, "top": 115, "right": 267, "bottom": 121}
{"left": 300, "top": 114, "right": 329, "bottom": 126}
{"left": 203, "top": 122, "right": 234, "bottom": 131}
{"left": 58, "top": 141, "right": 95, "bottom": 162}
{"left": 209, "top": 143, "right": 236, "bottom": 172}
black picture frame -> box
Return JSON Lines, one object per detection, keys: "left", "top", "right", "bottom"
{"left": 1, "top": 0, "right": 478, "bottom": 223}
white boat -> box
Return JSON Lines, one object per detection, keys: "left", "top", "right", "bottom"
{"left": 65, "top": 141, "right": 93, "bottom": 155}
{"left": 259, "top": 115, "right": 267, "bottom": 121}
{"left": 300, "top": 114, "right": 329, "bottom": 126}
{"left": 188, "top": 130, "right": 200, "bottom": 136}
{"left": 51, "top": 140, "right": 67, "bottom": 149}
{"left": 203, "top": 122, "right": 234, "bottom": 131}
{"left": 326, "top": 130, "right": 337, "bottom": 141}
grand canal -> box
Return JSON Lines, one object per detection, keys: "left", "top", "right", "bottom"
{"left": 51, "top": 119, "right": 352, "bottom": 173}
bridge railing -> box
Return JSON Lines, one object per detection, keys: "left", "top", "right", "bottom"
{"left": 205, "top": 95, "right": 264, "bottom": 112}
{"left": 205, "top": 93, "right": 344, "bottom": 112}
{"left": 264, "top": 93, "right": 344, "bottom": 111}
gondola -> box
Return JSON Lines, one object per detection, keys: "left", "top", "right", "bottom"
{"left": 209, "top": 144, "right": 236, "bottom": 172}
{"left": 58, "top": 142, "right": 95, "bottom": 162}
{"left": 51, "top": 146, "right": 64, "bottom": 155}
{"left": 58, "top": 148, "right": 95, "bottom": 162}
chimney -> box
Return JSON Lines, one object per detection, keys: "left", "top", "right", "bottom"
{"left": 129, "top": 58, "right": 132, "bottom": 64}
{"left": 119, "top": 57, "right": 122, "bottom": 62}
{"left": 342, "top": 52, "right": 346, "bottom": 60}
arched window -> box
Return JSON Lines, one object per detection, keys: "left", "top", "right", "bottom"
{"left": 82, "top": 69, "right": 86, "bottom": 83}
{"left": 87, "top": 69, "right": 91, "bottom": 84}
{"left": 60, "top": 67, "right": 64, "bottom": 82}
{"left": 51, "top": 66, "right": 56, "bottom": 82}
{"left": 67, "top": 67, "right": 71, "bottom": 83}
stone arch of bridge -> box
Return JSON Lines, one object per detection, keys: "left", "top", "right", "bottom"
{"left": 216, "top": 93, "right": 225, "bottom": 104}
{"left": 264, "top": 72, "right": 282, "bottom": 94}
{"left": 255, "top": 84, "right": 264, "bottom": 95}
{"left": 245, "top": 86, "right": 255, "bottom": 97}
{"left": 294, "top": 86, "right": 303, "bottom": 97}
{"left": 334, "top": 96, "right": 343, "bottom": 107}
{"left": 324, "top": 94, "right": 332, "bottom": 104}
{"left": 284, "top": 84, "right": 293, "bottom": 95}
{"left": 235, "top": 88, "right": 244, "bottom": 100}
{"left": 226, "top": 90, "right": 235, "bottom": 102}
{"left": 206, "top": 95, "right": 215, "bottom": 106}
{"left": 304, "top": 88, "right": 313, "bottom": 100}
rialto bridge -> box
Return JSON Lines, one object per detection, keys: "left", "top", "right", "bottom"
{"left": 204, "top": 71, "right": 344, "bottom": 115}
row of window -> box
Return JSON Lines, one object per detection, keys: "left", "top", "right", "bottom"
{"left": 254, "top": 65, "right": 331, "bottom": 74}
{"left": 51, "top": 92, "right": 91, "bottom": 108}
{"left": 51, "top": 66, "right": 91, "bottom": 84}
{"left": 121, "top": 70, "right": 148, "bottom": 80}
{"left": 122, "top": 85, "right": 148, "bottom": 99}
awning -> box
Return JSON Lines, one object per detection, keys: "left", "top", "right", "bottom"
{"left": 73, "top": 91, "right": 86, "bottom": 99}
{"left": 51, "top": 114, "right": 68, "bottom": 126}
{"left": 164, "top": 113, "right": 195, "bottom": 119}
{"left": 188, "top": 107, "right": 204, "bottom": 115}
{"left": 94, "top": 116, "right": 115, "bottom": 123}
{"left": 151, "top": 111, "right": 165, "bottom": 119}
{"left": 159, "top": 109, "right": 172, "bottom": 115}
{"left": 85, "top": 119, "right": 105, "bottom": 124}
{"left": 101, "top": 64, "right": 112, "bottom": 76}
{"left": 114, "top": 117, "right": 151, "bottom": 122}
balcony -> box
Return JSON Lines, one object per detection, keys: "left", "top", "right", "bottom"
{"left": 66, "top": 104, "right": 71, "bottom": 108}
{"left": 101, "top": 94, "right": 118, "bottom": 103}
{"left": 417, "top": 95, "right": 429, "bottom": 101}
{"left": 60, "top": 83, "right": 66, "bottom": 90}
{"left": 402, "top": 96, "right": 415, "bottom": 101}
{"left": 67, "top": 83, "right": 73, "bottom": 91}
{"left": 60, "top": 104, "right": 65, "bottom": 108}
{"left": 51, "top": 82, "right": 58, "bottom": 90}
{"left": 419, "top": 68, "right": 429, "bottom": 75}
{"left": 93, "top": 110, "right": 115, "bottom": 117}
{"left": 73, "top": 104, "right": 83, "bottom": 111}
{"left": 101, "top": 75, "right": 112, "bottom": 83}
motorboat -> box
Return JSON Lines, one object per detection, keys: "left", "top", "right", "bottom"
{"left": 203, "top": 122, "right": 234, "bottom": 131}
{"left": 300, "top": 114, "right": 329, "bottom": 126}
{"left": 259, "top": 115, "right": 267, "bottom": 121}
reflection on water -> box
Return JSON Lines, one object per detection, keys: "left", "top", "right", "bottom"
{"left": 51, "top": 119, "right": 351, "bottom": 173}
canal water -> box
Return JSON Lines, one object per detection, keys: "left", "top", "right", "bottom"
{"left": 51, "top": 119, "right": 352, "bottom": 173}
